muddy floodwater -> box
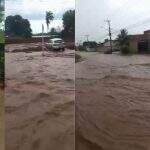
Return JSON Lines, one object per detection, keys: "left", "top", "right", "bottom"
{"left": 76, "top": 52, "right": 150, "bottom": 150}
{"left": 5, "top": 48, "right": 75, "bottom": 150}
{"left": 0, "top": 90, "right": 4, "bottom": 150}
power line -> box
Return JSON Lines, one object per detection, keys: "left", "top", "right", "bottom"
{"left": 111, "top": 17, "right": 150, "bottom": 36}
{"left": 100, "top": 17, "right": 150, "bottom": 43}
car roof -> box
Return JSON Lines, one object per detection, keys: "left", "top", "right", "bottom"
{"left": 50, "top": 38, "right": 62, "bottom": 41}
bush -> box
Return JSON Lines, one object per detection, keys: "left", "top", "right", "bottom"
{"left": 121, "top": 45, "right": 130, "bottom": 54}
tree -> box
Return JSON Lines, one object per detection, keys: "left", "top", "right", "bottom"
{"left": 117, "top": 29, "right": 130, "bottom": 54}
{"left": 5, "top": 15, "right": 32, "bottom": 38}
{"left": 50, "top": 28, "right": 57, "bottom": 35}
{"left": 46, "top": 11, "right": 54, "bottom": 31}
{"left": 83, "top": 41, "right": 97, "bottom": 48}
{"left": 62, "top": 10, "right": 75, "bottom": 38}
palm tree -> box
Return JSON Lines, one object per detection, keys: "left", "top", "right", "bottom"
{"left": 45, "top": 11, "right": 54, "bottom": 32}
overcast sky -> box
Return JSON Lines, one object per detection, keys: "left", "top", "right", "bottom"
{"left": 76, "top": 0, "right": 150, "bottom": 43}
{"left": 6, "top": 0, "right": 75, "bottom": 33}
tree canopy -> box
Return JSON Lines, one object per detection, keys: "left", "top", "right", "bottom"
{"left": 5, "top": 15, "right": 32, "bottom": 38}
{"left": 117, "top": 29, "right": 130, "bottom": 46}
{"left": 83, "top": 41, "right": 97, "bottom": 48}
{"left": 117, "top": 29, "right": 131, "bottom": 54}
{"left": 62, "top": 10, "right": 75, "bottom": 38}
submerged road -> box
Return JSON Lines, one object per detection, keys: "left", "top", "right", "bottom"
{"left": 5, "top": 48, "right": 75, "bottom": 150}
{"left": 76, "top": 52, "right": 150, "bottom": 150}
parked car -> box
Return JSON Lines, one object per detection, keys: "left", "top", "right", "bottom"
{"left": 46, "top": 38, "right": 65, "bottom": 51}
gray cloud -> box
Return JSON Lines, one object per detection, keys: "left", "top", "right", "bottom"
{"left": 76, "top": 0, "right": 150, "bottom": 43}
{"left": 6, "top": 0, "right": 74, "bottom": 33}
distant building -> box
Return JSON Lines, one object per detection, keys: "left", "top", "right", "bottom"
{"left": 102, "top": 40, "right": 118, "bottom": 50}
{"left": 130, "top": 30, "right": 150, "bottom": 53}
{"left": 103, "top": 40, "right": 115, "bottom": 48}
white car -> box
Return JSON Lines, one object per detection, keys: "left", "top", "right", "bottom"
{"left": 46, "top": 38, "right": 65, "bottom": 51}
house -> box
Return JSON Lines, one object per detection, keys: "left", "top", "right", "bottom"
{"left": 130, "top": 30, "right": 150, "bottom": 53}
{"left": 102, "top": 40, "right": 118, "bottom": 50}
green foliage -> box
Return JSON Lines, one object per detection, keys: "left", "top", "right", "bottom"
{"left": 0, "top": 30, "right": 4, "bottom": 43}
{"left": 83, "top": 41, "right": 97, "bottom": 48}
{"left": 46, "top": 11, "right": 54, "bottom": 30}
{"left": 121, "top": 45, "right": 130, "bottom": 54}
{"left": 5, "top": 15, "right": 32, "bottom": 38}
{"left": 0, "top": 44, "right": 4, "bottom": 85}
{"left": 62, "top": 10, "right": 75, "bottom": 38}
{"left": 117, "top": 29, "right": 132, "bottom": 54}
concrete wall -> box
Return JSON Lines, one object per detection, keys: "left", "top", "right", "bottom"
{"left": 129, "top": 40, "right": 138, "bottom": 53}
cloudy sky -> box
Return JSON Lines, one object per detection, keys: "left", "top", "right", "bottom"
{"left": 76, "top": 0, "right": 150, "bottom": 43}
{"left": 6, "top": 0, "right": 75, "bottom": 33}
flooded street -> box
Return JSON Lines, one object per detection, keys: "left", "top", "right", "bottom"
{"left": 0, "top": 90, "right": 4, "bottom": 150}
{"left": 76, "top": 52, "right": 150, "bottom": 150}
{"left": 5, "top": 47, "right": 75, "bottom": 150}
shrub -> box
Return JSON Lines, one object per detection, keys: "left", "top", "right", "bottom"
{"left": 121, "top": 45, "right": 130, "bottom": 54}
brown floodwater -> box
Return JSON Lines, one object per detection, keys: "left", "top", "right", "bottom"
{"left": 5, "top": 48, "right": 75, "bottom": 150}
{"left": 0, "top": 90, "right": 4, "bottom": 150}
{"left": 76, "top": 52, "right": 150, "bottom": 150}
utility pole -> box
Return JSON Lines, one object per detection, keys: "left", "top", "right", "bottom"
{"left": 42, "top": 24, "right": 45, "bottom": 56}
{"left": 105, "top": 19, "right": 112, "bottom": 53}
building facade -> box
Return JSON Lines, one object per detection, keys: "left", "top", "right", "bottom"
{"left": 130, "top": 30, "right": 150, "bottom": 53}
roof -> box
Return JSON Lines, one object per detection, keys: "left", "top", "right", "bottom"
{"left": 144, "top": 30, "right": 150, "bottom": 34}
